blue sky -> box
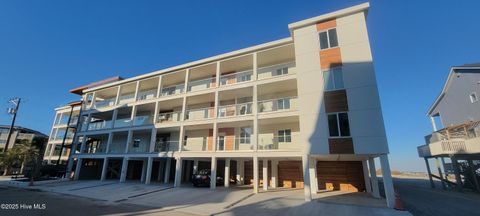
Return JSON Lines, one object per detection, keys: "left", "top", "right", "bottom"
{"left": 0, "top": 0, "right": 479, "bottom": 172}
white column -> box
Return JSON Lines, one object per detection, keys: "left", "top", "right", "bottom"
{"left": 184, "top": 69, "right": 190, "bottom": 93}
{"left": 114, "top": 86, "right": 121, "bottom": 105}
{"left": 430, "top": 116, "right": 438, "bottom": 131}
{"left": 111, "top": 109, "right": 118, "bottom": 128}
{"left": 253, "top": 156, "right": 259, "bottom": 193}
{"left": 212, "top": 122, "right": 218, "bottom": 151}
{"left": 253, "top": 85, "right": 258, "bottom": 151}
{"left": 106, "top": 132, "right": 113, "bottom": 153}
{"left": 125, "top": 130, "right": 133, "bottom": 153}
{"left": 424, "top": 158, "right": 435, "bottom": 188}
{"left": 215, "top": 61, "right": 220, "bottom": 87}
{"left": 156, "top": 75, "right": 163, "bottom": 98}
{"left": 193, "top": 160, "right": 199, "bottom": 174}
{"left": 73, "top": 158, "right": 82, "bottom": 180}
{"left": 236, "top": 160, "right": 243, "bottom": 185}
{"left": 101, "top": 157, "right": 109, "bottom": 181}
{"left": 368, "top": 158, "right": 380, "bottom": 198}
{"left": 225, "top": 158, "right": 230, "bottom": 187}
{"left": 120, "top": 157, "right": 128, "bottom": 183}
{"left": 164, "top": 158, "right": 171, "bottom": 183}
{"left": 210, "top": 156, "right": 217, "bottom": 189}
{"left": 133, "top": 81, "right": 140, "bottom": 101}
{"left": 262, "top": 159, "right": 268, "bottom": 191}
{"left": 149, "top": 128, "right": 157, "bottom": 153}
{"left": 79, "top": 135, "right": 87, "bottom": 153}
{"left": 302, "top": 155, "right": 312, "bottom": 201}
{"left": 380, "top": 154, "right": 395, "bottom": 209}
{"left": 214, "top": 91, "right": 219, "bottom": 119}
{"left": 309, "top": 158, "right": 317, "bottom": 194}
{"left": 362, "top": 160, "right": 372, "bottom": 193}
{"left": 141, "top": 159, "right": 147, "bottom": 182}
{"left": 178, "top": 125, "right": 185, "bottom": 152}
{"left": 145, "top": 157, "right": 153, "bottom": 184}
{"left": 271, "top": 160, "right": 278, "bottom": 189}
{"left": 174, "top": 157, "right": 183, "bottom": 187}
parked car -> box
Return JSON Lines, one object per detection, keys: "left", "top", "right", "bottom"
{"left": 192, "top": 169, "right": 224, "bottom": 187}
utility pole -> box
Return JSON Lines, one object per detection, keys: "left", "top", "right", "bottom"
{"left": 4, "top": 97, "right": 21, "bottom": 152}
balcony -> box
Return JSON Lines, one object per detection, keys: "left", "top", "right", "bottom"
{"left": 258, "top": 135, "right": 299, "bottom": 150}
{"left": 94, "top": 98, "right": 116, "bottom": 109}
{"left": 161, "top": 83, "right": 185, "bottom": 96}
{"left": 187, "top": 77, "right": 216, "bottom": 92}
{"left": 220, "top": 70, "right": 252, "bottom": 86}
{"left": 137, "top": 89, "right": 157, "bottom": 101}
{"left": 218, "top": 102, "right": 252, "bottom": 118}
{"left": 133, "top": 115, "right": 154, "bottom": 126}
{"left": 157, "top": 111, "right": 182, "bottom": 123}
{"left": 185, "top": 107, "right": 215, "bottom": 121}
{"left": 114, "top": 118, "right": 132, "bottom": 128}
{"left": 88, "top": 120, "right": 113, "bottom": 131}
{"left": 216, "top": 137, "right": 253, "bottom": 151}
{"left": 257, "top": 62, "right": 296, "bottom": 80}
{"left": 258, "top": 97, "right": 298, "bottom": 113}
{"left": 154, "top": 140, "right": 179, "bottom": 152}
{"left": 118, "top": 93, "right": 135, "bottom": 105}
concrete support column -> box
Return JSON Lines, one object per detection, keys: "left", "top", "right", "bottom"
{"left": 145, "top": 157, "right": 153, "bottom": 184}
{"left": 149, "top": 128, "right": 157, "bottom": 153}
{"left": 262, "top": 159, "right": 268, "bottom": 191}
{"left": 210, "top": 156, "right": 217, "bottom": 189}
{"left": 120, "top": 157, "right": 128, "bottom": 183}
{"left": 212, "top": 122, "right": 218, "bottom": 151}
{"left": 362, "top": 160, "right": 372, "bottom": 193}
{"left": 451, "top": 157, "right": 463, "bottom": 191}
{"left": 74, "top": 158, "right": 82, "bottom": 180}
{"left": 193, "top": 160, "right": 199, "bottom": 174}
{"left": 435, "top": 157, "right": 446, "bottom": 189}
{"left": 184, "top": 160, "right": 192, "bottom": 182}
{"left": 424, "top": 158, "right": 435, "bottom": 188}
{"left": 368, "top": 158, "right": 380, "bottom": 198}
{"left": 101, "top": 157, "right": 109, "bottom": 181}
{"left": 157, "top": 160, "right": 163, "bottom": 182}
{"left": 164, "top": 158, "right": 171, "bottom": 184}
{"left": 468, "top": 159, "right": 480, "bottom": 192}
{"left": 308, "top": 158, "right": 317, "bottom": 194}
{"left": 253, "top": 156, "right": 259, "bottom": 193}
{"left": 141, "top": 159, "right": 148, "bottom": 183}
{"left": 271, "top": 160, "right": 278, "bottom": 189}
{"left": 302, "top": 155, "right": 312, "bottom": 201}
{"left": 225, "top": 158, "right": 230, "bottom": 187}
{"left": 125, "top": 130, "right": 133, "bottom": 153}
{"left": 174, "top": 157, "right": 183, "bottom": 187}
{"left": 236, "top": 160, "right": 244, "bottom": 185}
{"left": 430, "top": 116, "right": 438, "bottom": 131}
{"left": 380, "top": 154, "right": 395, "bottom": 209}
{"left": 106, "top": 132, "right": 113, "bottom": 153}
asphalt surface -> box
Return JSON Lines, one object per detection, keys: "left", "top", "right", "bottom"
{"left": 0, "top": 185, "right": 192, "bottom": 216}
{"left": 392, "top": 177, "right": 480, "bottom": 216}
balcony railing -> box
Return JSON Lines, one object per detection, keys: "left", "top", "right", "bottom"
{"left": 187, "top": 77, "right": 216, "bottom": 92}
{"left": 161, "top": 84, "right": 185, "bottom": 96}
{"left": 257, "top": 62, "right": 295, "bottom": 80}
{"left": 157, "top": 111, "right": 182, "bottom": 123}
{"left": 114, "top": 118, "right": 132, "bottom": 128}
{"left": 258, "top": 97, "right": 298, "bottom": 113}
{"left": 185, "top": 107, "right": 215, "bottom": 120}
{"left": 118, "top": 93, "right": 135, "bottom": 105}
{"left": 154, "top": 140, "right": 179, "bottom": 152}
{"left": 217, "top": 102, "right": 252, "bottom": 118}
{"left": 133, "top": 115, "right": 154, "bottom": 126}
{"left": 216, "top": 137, "right": 253, "bottom": 151}
{"left": 94, "top": 98, "right": 116, "bottom": 109}
{"left": 220, "top": 70, "right": 253, "bottom": 86}
{"left": 258, "top": 135, "right": 298, "bottom": 150}
{"left": 137, "top": 89, "right": 157, "bottom": 101}
{"left": 83, "top": 144, "right": 107, "bottom": 154}
{"left": 87, "top": 120, "right": 113, "bottom": 131}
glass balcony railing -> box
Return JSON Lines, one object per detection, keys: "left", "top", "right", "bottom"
{"left": 128, "top": 142, "right": 150, "bottom": 153}
{"left": 157, "top": 111, "right": 182, "bottom": 123}
{"left": 258, "top": 135, "right": 299, "bottom": 150}
{"left": 217, "top": 102, "right": 252, "bottom": 118}
{"left": 258, "top": 97, "right": 298, "bottom": 113}
{"left": 114, "top": 118, "right": 132, "bottom": 128}
{"left": 220, "top": 70, "right": 252, "bottom": 86}
{"left": 161, "top": 84, "right": 185, "bottom": 96}
{"left": 94, "top": 98, "right": 116, "bottom": 108}
{"left": 83, "top": 144, "right": 107, "bottom": 154}
{"left": 187, "top": 77, "right": 216, "bottom": 92}
{"left": 118, "top": 94, "right": 135, "bottom": 105}
{"left": 257, "top": 62, "right": 295, "bottom": 80}
{"left": 133, "top": 115, "right": 154, "bottom": 126}
{"left": 87, "top": 120, "right": 113, "bottom": 131}
{"left": 137, "top": 89, "right": 157, "bottom": 101}
{"left": 154, "top": 140, "right": 179, "bottom": 152}
{"left": 216, "top": 137, "right": 253, "bottom": 151}
{"left": 185, "top": 107, "right": 215, "bottom": 120}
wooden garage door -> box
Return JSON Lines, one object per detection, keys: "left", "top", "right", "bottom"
{"left": 278, "top": 161, "right": 304, "bottom": 189}
{"left": 316, "top": 161, "right": 365, "bottom": 192}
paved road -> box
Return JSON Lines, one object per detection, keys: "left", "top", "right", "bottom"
{"left": 392, "top": 177, "right": 480, "bottom": 216}
{"left": 0, "top": 185, "right": 194, "bottom": 216}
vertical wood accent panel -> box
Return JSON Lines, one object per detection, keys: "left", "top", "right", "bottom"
{"left": 316, "top": 161, "right": 365, "bottom": 192}
{"left": 320, "top": 47, "right": 342, "bottom": 70}
{"left": 328, "top": 138, "right": 354, "bottom": 154}
{"left": 208, "top": 129, "right": 213, "bottom": 151}
{"left": 218, "top": 128, "right": 235, "bottom": 150}
{"left": 324, "top": 89, "right": 348, "bottom": 113}
{"left": 316, "top": 19, "right": 336, "bottom": 31}
{"left": 278, "top": 161, "right": 304, "bottom": 188}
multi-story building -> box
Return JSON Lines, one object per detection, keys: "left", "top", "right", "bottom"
{"left": 418, "top": 63, "right": 480, "bottom": 192}
{"left": 0, "top": 125, "right": 47, "bottom": 151}
{"left": 62, "top": 3, "right": 395, "bottom": 207}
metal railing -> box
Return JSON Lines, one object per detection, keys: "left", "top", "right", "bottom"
{"left": 87, "top": 120, "right": 113, "bottom": 131}
{"left": 258, "top": 135, "right": 298, "bottom": 150}
{"left": 157, "top": 111, "right": 182, "bottom": 123}
{"left": 258, "top": 97, "right": 298, "bottom": 113}
{"left": 154, "top": 141, "right": 179, "bottom": 152}
{"left": 220, "top": 70, "right": 252, "bottom": 86}
{"left": 217, "top": 102, "right": 252, "bottom": 118}
{"left": 161, "top": 84, "right": 185, "bottom": 96}
{"left": 137, "top": 89, "right": 157, "bottom": 101}
{"left": 257, "top": 62, "right": 295, "bottom": 80}
{"left": 187, "top": 77, "right": 216, "bottom": 92}
{"left": 185, "top": 107, "right": 215, "bottom": 120}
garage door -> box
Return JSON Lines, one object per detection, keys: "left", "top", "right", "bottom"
{"left": 316, "top": 161, "right": 365, "bottom": 192}
{"left": 278, "top": 161, "right": 304, "bottom": 188}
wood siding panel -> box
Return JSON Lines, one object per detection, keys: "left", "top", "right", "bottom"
{"left": 278, "top": 161, "right": 304, "bottom": 188}
{"left": 316, "top": 19, "right": 336, "bottom": 31}
{"left": 320, "top": 47, "right": 342, "bottom": 70}
{"left": 208, "top": 129, "right": 213, "bottom": 151}
{"left": 218, "top": 128, "right": 235, "bottom": 151}
{"left": 328, "top": 138, "right": 354, "bottom": 154}
{"left": 316, "top": 161, "right": 365, "bottom": 192}
{"left": 324, "top": 89, "right": 348, "bottom": 113}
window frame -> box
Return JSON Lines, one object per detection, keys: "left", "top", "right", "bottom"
{"left": 470, "top": 92, "right": 478, "bottom": 103}
{"left": 278, "top": 129, "right": 292, "bottom": 143}
{"left": 327, "top": 112, "right": 351, "bottom": 138}
{"left": 240, "top": 127, "right": 251, "bottom": 144}
{"left": 319, "top": 27, "right": 339, "bottom": 50}
{"left": 323, "top": 67, "right": 344, "bottom": 91}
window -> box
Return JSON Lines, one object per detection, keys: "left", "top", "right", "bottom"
{"left": 133, "top": 139, "right": 140, "bottom": 148}
{"left": 319, "top": 28, "right": 338, "bottom": 50}
{"left": 184, "top": 136, "right": 188, "bottom": 146}
{"left": 327, "top": 112, "right": 351, "bottom": 137}
{"left": 277, "top": 98, "right": 291, "bottom": 110}
{"left": 470, "top": 92, "right": 478, "bottom": 103}
{"left": 240, "top": 127, "right": 251, "bottom": 144}
{"left": 323, "top": 67, "right": 344, "bottom": 91}
{"left": 274, "top": 67, "right": 288, "bottom": 76}
{"left": 278, "top": 129, "right": 292, "bottom": 142}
